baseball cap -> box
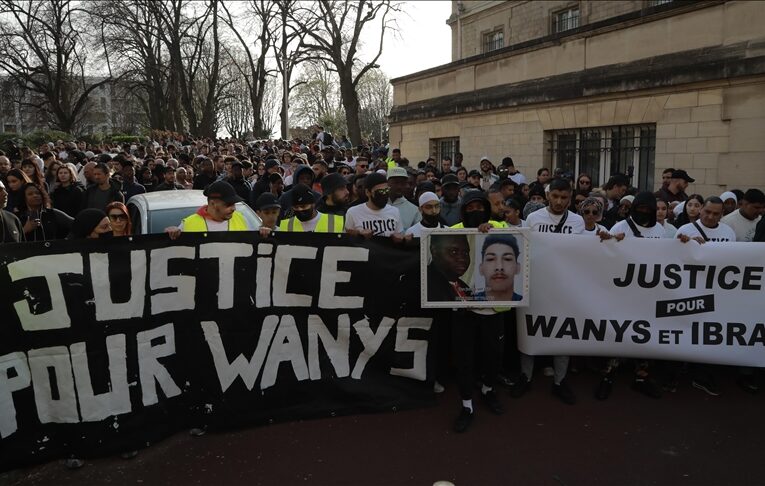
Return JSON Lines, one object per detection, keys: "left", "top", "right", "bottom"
{"left": 387, "top": 166, "right": 408, "bottom": 179}
{"left": 468, "top": 169, "right": 481, "bottom": 178}
{"left": 441, "top": 174, "right": 459, "bottom": 186}
{"left": 255, "top": 192, "right": 281, "bottom": 211}
{"left": 204, "top": 181, "right": 243, "bottom": 204}
{"left": 671, "top": 169, "right": 695, "bottom": 183}
{"left": 291, "top": 184, "right": 315, "bottom": 205}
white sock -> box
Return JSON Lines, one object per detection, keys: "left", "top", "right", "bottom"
{"left": 481, "top": 384, "right": 493, "bottom": 395}
{"left": 462, "top": 399, "right": 473, "bottom": 412}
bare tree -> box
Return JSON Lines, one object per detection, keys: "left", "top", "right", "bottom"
{"left": 220, "top": 0, "right": 273, "bottom": 138}
{"left": 289, "top": 60, "right": 345, "bottom": 136}
{"left": 291, "top": 0, "right": 401, "bottom": 145}
{"left": 0, "top": 0, "right": 113, "bottom": 134}
{"left": 92, "top": 0, "right": 169, "bottom": 131}
{"left": 357, "top": 68, "right": 392, "bottom": 143}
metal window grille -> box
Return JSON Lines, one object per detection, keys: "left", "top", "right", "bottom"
{"left": 547, "top": 124, "right": 656, "bottom": 190}
{"left": 648, "top": 0, "right": 672, "bottom": 6}
{"left": 552, "top": 7, "right": 580, "bottom": 33}
{"left": 430, "top": 138, "right": 460, "bottom": 163}
{"left": 483, "top": 30, "right": 504, "bottom": 53}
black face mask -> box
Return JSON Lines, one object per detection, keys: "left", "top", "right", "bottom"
{"left": 632, "top": 211, "right": 652, "bottom": 227}
{"left": 422, "top": 213, "right": 440, "bottom": 227}
{"left": 370, "top": 194, "right": 388, "bottom": 209}
{"left": 462, "top": 211, "right": 486, "bottom": 228}
{"left": 294, "top": 209, "right": 314, "bottom": 222}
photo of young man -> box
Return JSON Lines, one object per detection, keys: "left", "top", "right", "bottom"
{"left": 474, "top": 234, "right": 522, "bottom": 302}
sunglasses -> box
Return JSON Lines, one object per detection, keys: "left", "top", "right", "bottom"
{"left": 373, "top": 188, "right": 390, "bottom": 196}
{"left": 108, "top": 213, "right": 128, "bottom": 221}
{"left": 582, "top": 209, "right": 600, "bottom": 216}
{"left": 579, "top": 180, "right": 591, "bottom": 185}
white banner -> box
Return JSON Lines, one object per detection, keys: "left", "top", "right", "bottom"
{"left": 518, "top": 233, "right": 765, "bottom": 366}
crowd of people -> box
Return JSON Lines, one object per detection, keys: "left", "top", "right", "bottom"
{"left": 1, "top": 131, "right": 764, "bottom": 439}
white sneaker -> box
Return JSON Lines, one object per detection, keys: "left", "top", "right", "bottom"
{"left": 433, "top": 381, "right": 445, "bottom": 393}
{"left": 543, "top": 366, "right": 554, "bottom": 377}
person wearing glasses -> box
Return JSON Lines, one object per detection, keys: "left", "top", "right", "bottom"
{"left": 576, "top": 174, "right": 592, "bottom": 196}
{"left": 354, "top": 156, "right": 370, "bottom": 176}
{"left": 578, "top": 196, "right": 607, "bottom": 236}
{"left": 344, "top": 172, "right": 403, "bottom": 239}
{"left": 105, "top": 202, "right": 132, "bottom": 237}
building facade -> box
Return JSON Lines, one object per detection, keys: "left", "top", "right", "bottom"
{"left": 389, "top": 0, "right": 765, "bottom": 193}
{"left": 0, "top": 77, "right": 145, "bottom": 137}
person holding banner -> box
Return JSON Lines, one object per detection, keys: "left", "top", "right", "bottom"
{"left": 278, "top": 184, "right": 344, "bottom": 233}
{"left": 166, "top": 181, "right": 254, "bottom": 239}
{"left": 514, "top": 177, "right": 582, "bottom": 405}
{"left": 676, "top": 196, "right": 736, "bottom": 243}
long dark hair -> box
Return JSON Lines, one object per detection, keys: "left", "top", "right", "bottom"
{"left": 674, "top": 194, "right": 704, "bottom": 228}
{"left": 5, "top": 168, "right": 32, "bottom": 192}
{"left": 21, "top": 159, "right": 46, "bottom": 188}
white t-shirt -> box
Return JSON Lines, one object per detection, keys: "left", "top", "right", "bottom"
{"left": 405, "top": 222, "right": 446, "bottom": 238}
{"left": 721, "top": 209, "right": 760, "bottom": 242}
{"left": 345, "top": 203, "right": 402, "bottom": 237}
{"left": 526, "top": 208, "right": 585, "bottom": 234}
{"left": 660, "top": 221, "right": 677, "bottom": 239}
{"left": 299, "top": 212, "right": 322, "bottom": 232}
{"left": 582, "top": 223, "right": 606, "bottom": 236}
{"left": 610, "top": 219, "right": 667, "bottom": 238}
{"left": 676, "top": 221, "right": 737, "bottom": 242}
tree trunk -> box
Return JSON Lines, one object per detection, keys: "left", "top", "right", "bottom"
{"left": 339, "top": 70, "right": 361, "bottom": 145}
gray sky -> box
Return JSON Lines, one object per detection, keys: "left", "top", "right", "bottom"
{"left": 360, "top": 1, "right": 452, "bottom": 79}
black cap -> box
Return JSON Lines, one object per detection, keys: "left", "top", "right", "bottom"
{"left": 321, "top": 172, "right": 346, "bottom": 196}
{"left": 468, "top": 169, "right": 481, "bottom": 178}
{"left": 204, "top": 181, "right": 243, "bottom": 204}
{"left": 501, "top": 156, "right": 514, "bottom": 167}
{"left": 291, "top": 184, "right": 315, "bottom": 206}
{"left": 365, "top": 172, "right": 388, "bottom": 190}
{"left": 671, "top": 169, "right": 695, "bottom": 183}
{"left": 255, "top": 192, "right": 281, "bottom": 211}
{"left": 264, "top": 159, "right": 279, "bottom": 170}
{"left": 441, "top": 173, "right": 459, "bottom": 186}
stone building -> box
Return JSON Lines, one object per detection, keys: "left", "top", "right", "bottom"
{"left": 389, "top": 1, "right": 765, "bottom": 193}
{"left": 0, "top": 77, "right": 145, "bottom": 137}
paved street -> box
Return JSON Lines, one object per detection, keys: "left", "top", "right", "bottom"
{"left": 3, "top": 368, "right": 763, "bottom": 486}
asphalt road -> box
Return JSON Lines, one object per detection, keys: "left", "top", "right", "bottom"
{"left": 3, "top": 368, "right": 763, "bottom": 486}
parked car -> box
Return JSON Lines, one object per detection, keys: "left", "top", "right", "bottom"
{"left": 126, "top": 190, "right": 261, "bottom": 234}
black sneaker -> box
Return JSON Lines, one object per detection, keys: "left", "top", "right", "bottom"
{"left": 661, "top": 379, "right": 678, "bottom": 393}
{"left": 497, "top": 373, "right": 516, "bottom": 387}
{"left": 737, "top": 375, "right": 760, "bottom": 394}
{"left": 510, "top": 374, "right": 530, "bottom": 398}
{"left": 481, "top": 390, "right": 505, "bottom": 415}
{"left": 632, "top": 378, "right": 662, "bottom": 399}
{"left": 552, "top": 379, "right": 576, "bottom": 405}
{"left": 453, "top": 407, "right": 474, "bottom": 433}
{"left": 594, "top": 377, "right": 612, "bottom": 401}
{"left": 692, "top": 379, "right": 720, "bottom": 397}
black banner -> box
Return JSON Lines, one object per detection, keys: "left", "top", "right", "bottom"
{"left": 0, "top": 233, "right": 432, "bottom": 470}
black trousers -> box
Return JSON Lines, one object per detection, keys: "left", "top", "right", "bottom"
{"left": 452, "top": 311, "right": 504, "bottom": 400}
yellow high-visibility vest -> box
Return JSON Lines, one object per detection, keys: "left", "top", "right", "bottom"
{"left": 450, "top": 220, "right": 508, "bottom": 229}
{"left": 181, "top": 211, "right": 249, "bottom": 232}
{"left": 278, "top": 212, "right": 343, "bottom": 233}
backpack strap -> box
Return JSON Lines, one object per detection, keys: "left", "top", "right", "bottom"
{"left": 552, "top": 211, "right": 569, "bottom": 233}
{"left": 692, "top": 221, "right": 710, "bottom": 242}
{"left": 626, "top": 218, "right": 644, "bottom": 238}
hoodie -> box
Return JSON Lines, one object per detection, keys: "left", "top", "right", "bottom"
{"left": 278, "top": 166, "right": 321, "bottom": 218}
{"left": 451, "top": 190, "right": 492, "bottom": 228}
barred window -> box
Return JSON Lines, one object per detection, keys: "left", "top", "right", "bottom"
{"left": 648, "top": 0, "right": 672, "bottom": 6}
{"left": 483, "top": 29, "right": 504, "bottom": 53}
{"left": 430, "top": 137, "right": 460, "bottom": 164}
{"left": 552, "top": 6, "right": 580, "bottom": 34}
{"left": 547, "top": 124, "right": 656, "bottom": 190}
